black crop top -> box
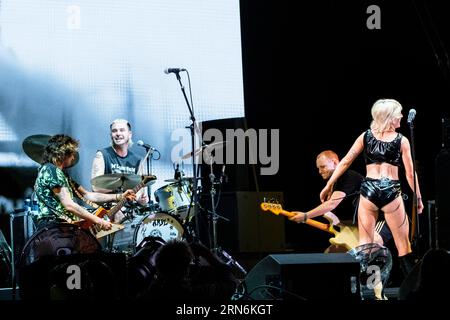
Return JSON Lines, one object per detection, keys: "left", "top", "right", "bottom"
{"left": 363, "top": 129, "right": 402, "bottom": 166}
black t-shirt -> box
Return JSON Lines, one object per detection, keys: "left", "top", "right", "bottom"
{"left": 100, "top": 146, "right": 141, "bottom": 174}
{"left": 332, "top": 169, "right": 364, "bottom": 222}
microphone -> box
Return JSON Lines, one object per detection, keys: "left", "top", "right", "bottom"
{"left": 220, "top": 165, "right": 227, "bottom": 184}
{"left": 136, "top": 140, "right": 156, "bottom": 151}
{"left": 174, "top": 163, "right": 181, "bottom": 180}
{"left": 164, "top": 68, "right": 186, "bottom": 74}
{"left": 407, "top": 109, "right": 417, "bottom": 124}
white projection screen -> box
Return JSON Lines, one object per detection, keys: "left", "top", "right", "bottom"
{"left": 0, "top": 0, "right": 245, "bottom": 201}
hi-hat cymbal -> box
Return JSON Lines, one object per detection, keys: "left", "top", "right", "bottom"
{"left": 91, "top": 173, "right": 152, "bottom": 190}
{"left": 181, "top": 141, "right": 228, "bottom": 160}
{"left": 22, "top": 134, "right": 79, "bottom": 168}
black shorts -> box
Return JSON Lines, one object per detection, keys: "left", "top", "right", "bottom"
{"left": 360, "top": 177, "right": 401, "bottom": 209}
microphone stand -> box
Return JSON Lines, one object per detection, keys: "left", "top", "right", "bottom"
{"left": 409, "top": 120, "right": 420, "bottom": 255}
{"left": 172, "top": 70, "right": 201, "bottom": 242}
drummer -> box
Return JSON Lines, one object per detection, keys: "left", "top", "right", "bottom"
{"left": 91, "top": 119, "right": 149, "bottom": 222}
{"left": 34, "top": 134, "right": 135, "bottom": 230}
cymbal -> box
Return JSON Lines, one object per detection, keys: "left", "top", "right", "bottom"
{"left": 164, "top": 177, "right": 199, "bottom": 183}
{"left": 22, "top": 134, "right": 79, "bottom": 168}
{"left": 91, "top": 173, "right": 151, "bottom": 190}
{"left": 181, "top": 141, "right": 228, "bottom": 160}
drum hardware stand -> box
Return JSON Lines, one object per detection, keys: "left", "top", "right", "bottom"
{"left": 140, "top": 145, "right": 158, "bottom": 206}
{"left": 207, "top": 162, "right": 247, "bottom": 275}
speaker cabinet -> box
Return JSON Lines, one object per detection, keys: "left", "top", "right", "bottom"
{"left": 200, "top": 191, "right": 285, "bottom": 253}
{"left": 436, "top": 149, "right": 450, "bottom": 250}
{"left": 244, "top": 253, "right": 360, "bottom": 300}
{"left": 200, "top": 117, "right": 252, "bottom": 192}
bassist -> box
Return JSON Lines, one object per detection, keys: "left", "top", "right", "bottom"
{"left": 290, "top": 150, "right": 391, "bottom": 250}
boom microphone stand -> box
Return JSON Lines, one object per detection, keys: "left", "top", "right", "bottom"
{"left": 167, "top": 68, "right": 201, "bottom": 241}
{"left": 167, "top": 69, "right": 247, "bottom": 275}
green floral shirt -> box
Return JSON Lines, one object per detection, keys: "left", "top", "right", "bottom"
{"left": 34, "top": 163, "right": 78, "bottom": 222}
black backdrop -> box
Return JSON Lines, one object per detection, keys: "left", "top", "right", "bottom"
{"left": 239, "top": 0, "right": 450, "bottom": 252}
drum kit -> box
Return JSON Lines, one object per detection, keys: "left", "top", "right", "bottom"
{"left": 91, "top": 173, "right": 193, "bottom": 255}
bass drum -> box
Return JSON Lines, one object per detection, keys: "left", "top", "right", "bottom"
{"left": 18, "top": 223, "right": 101, "bottom": 267}
{"left": 134, "top": 212, "right": 184, "bottom": 248}
{"left": 0, "top": 229, "right": 12, "bottom": 287}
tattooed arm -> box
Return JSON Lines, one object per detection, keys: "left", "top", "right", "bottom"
{"left": 320, "top": 132, "right": 365, "bottom": 202}
{"left": 54, "top": 186, "right": 112, "bottom": 230}
{"left": 91, "top": 151, "right": 106, "bottom": 192}
{"left": 76, "top": 185, "right": 136, "bottom": 204}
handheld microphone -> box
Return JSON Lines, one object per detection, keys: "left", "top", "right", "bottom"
{"left": 407, "top": 109, "right": 417, "bottom": 124}
{"left": 164, "top": 68, "right": 186, "bottom": 74}
{"left": 136, "top": 140, "right": 156, "bottom": 151}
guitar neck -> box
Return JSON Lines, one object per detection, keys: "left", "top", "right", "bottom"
{"left": 107, "top": 181, "right": 145, "bottom": 217}
{"left": 278, "top": 209, "right": 333, "bottom": 234}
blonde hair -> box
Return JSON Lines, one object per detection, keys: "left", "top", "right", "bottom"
{"left": 370, "top": 99, "right": 403, "bottom": 133}
{"left": 110, "top": 118, "right": 133, "bottom": 147}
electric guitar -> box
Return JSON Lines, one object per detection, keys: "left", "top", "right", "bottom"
{"left": 74, "top": 175, "right": 156, "bottom": 239}
{"left": 260, "top": 202, "right": 359, "bottom": 250}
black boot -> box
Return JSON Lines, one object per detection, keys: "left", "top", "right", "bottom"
{"left": 399, "top": 253, "right": 417, "bottom": 278}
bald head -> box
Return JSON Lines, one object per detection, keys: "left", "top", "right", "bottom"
{"left": 316, "top": 150, "right": 340, "bottom": 180}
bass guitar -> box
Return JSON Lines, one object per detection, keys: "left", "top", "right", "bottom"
{"left": 260, "top": 202, "right": 359, "bottom": 250}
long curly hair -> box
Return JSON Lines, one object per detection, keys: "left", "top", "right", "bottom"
{"left": 42, "top": 134, "right": 79, "bottom": 165}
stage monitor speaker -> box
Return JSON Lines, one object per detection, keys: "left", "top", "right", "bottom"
{"left": 200, "top": 191, "right": 285, "bottom": 253}
{"left": 244, "top": 253, "right": 360, "bottom": 300}
{"left": 436, "top": 148, "right": 450, "bottom": 250}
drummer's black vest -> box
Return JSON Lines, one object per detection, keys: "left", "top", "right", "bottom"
{"left": 100, "top": 146, "right": 140, "bottom": 174}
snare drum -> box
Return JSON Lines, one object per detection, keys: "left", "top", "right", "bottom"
{"left": 134, "top": 212, "right": 184, "bottom": 248}
{"left": 154, "top": 181, "right": 194, "bottom": 221}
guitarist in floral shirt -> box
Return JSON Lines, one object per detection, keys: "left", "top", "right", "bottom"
{"left": 34, "top": 134, "right": 135, "bottom": 230}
